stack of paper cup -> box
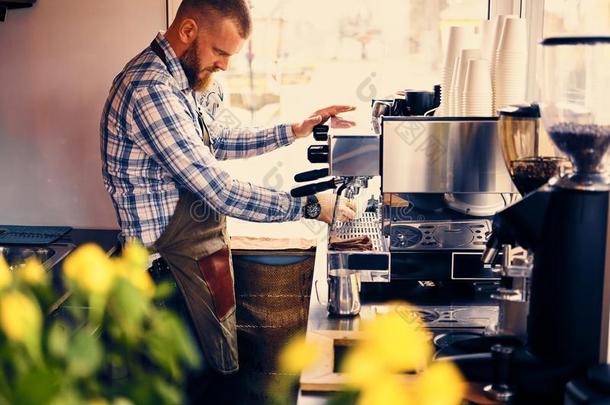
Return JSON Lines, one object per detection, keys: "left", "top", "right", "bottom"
{"left": 490, "top": 15, "right": 511, "bottom": 106}
{"left": 438, "top": 26, "right": 470, "bottom": 116}
{"left": 448, "top": 56, "right": 461, "bottom": 116}
{"left": 453, "top": 49, "right": 481, "bottom": 116}
{"left": 480, "top": 19, "right": 496, "bottom": 63}
{"left": 462, "top": 59, "right": 493, "bottom": 116}
{"left": 493, "top": 17, "right": 528, "bottom": 113}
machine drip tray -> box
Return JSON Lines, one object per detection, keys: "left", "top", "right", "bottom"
{"left": 388, "top": 220, "right": 492, "bottom": 250}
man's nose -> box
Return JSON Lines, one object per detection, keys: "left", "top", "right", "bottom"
{"left": 215, "top": 57, "right": 230, "bottom": 71}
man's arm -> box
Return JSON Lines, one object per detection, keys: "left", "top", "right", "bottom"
{"left": 207, "top": 117, "right": 297, "bottom": 161}
{"left": 130, "top": 82, "right": 303, "bottom": 223}
{"left": 206, "top": 104, "right": 355, "bottom": 160}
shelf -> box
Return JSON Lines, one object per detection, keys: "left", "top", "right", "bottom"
{"left": 0, "top": 0, "right": 36, "bottom": 8}
{"left": 0, "top": 0, "right": 36, "bottom": 22}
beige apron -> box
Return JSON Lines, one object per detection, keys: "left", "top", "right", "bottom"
{"left": 151, "top": 136, "right": 238, "bottom": 374}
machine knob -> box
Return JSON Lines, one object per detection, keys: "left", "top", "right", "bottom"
{"left": 313, "top": 132, "right": 328, "bottom": 142}
{"left": 313, "top": 124, "right": 329, "bottom": 142}
{"left": 483, "top": 344, "right": 515, "bottom": 403}
{"left": 308, "top": 145, "right": 329, "bottom": 163}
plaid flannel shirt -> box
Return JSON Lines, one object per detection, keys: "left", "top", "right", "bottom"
{"left": 101, "top": 33, "right": 303, "bottom": 246}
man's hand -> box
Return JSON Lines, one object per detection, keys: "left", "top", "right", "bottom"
{"left": 316, "top": 192, "right": 356, "bottom": 224}
{"left": 292, "top": 105, "right": 356, "bottom": 139}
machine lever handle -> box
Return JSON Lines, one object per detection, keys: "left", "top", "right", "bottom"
{"left": 290, "top": 179, "right": 337, "bottom": 197}
{"left": 294, "top": 168, "right": 330, "bottom": 183}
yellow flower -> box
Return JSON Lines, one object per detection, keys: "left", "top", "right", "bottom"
{"left": 360, "top": 304, "right": 433, "bottom": 373}
{"left": 19, "top": 257, "right": 47, "bottom": 285}
{"left": 413, "top": 361, "right": 466, "bottom": 405}
{"left": 342, "top": 345, "right": 387, "bottom": 389}
{"left": 112, "top": 258, "right": 155, "bottom": 298}
{"left": 63, "top": 244, "right": 115, "bottom": 295}
{"left": 278, "top": 334, "right": 320, "bottom": 374}
{"left": 0, "top": 256, "right": 12, "bottom": 289}
{"left": 122, "top": 241, "right": 149, "bottom": 271}
{"left": 357, "top": 374, "right": 413, "bottom": 405}
{"left": 0, "top": 291, "right": 42, "bottom": 343}
{"left": 126, "top": 267, "right": 155, "bottom": 298}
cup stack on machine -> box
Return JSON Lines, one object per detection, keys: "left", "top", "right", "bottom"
{"left": 437, "top": 15, "right": 529, "bottom": 117}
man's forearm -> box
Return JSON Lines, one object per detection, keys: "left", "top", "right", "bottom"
{"left": 210, "top": 122, "right": 296, "bottom": 160}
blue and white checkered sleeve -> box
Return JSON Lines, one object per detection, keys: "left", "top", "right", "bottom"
{"left": 207, "top": 115, "right": 296, "bottom": 161}
{"left": 130, "top": 83, "right": 304, "bottom": 222}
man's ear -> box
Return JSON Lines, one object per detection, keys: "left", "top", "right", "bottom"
{"left": 178, "top": 18, "right": 199, "bottom": 45}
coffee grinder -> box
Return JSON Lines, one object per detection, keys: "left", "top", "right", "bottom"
{"left": 479, "top": 37, "right": 610, "bottom": 402}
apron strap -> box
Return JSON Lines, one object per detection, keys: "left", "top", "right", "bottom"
{"left": 149, "top": 39, "right": 211, "bottom": 147}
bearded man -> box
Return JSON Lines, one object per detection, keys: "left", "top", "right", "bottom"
{"left": 100, "top": 0, "right": 354, "bottom": 381}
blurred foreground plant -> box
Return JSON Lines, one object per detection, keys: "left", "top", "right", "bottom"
{"left": 0, "top": 242, "right": 200, "bottom": 405}
{"left": 273, "top": 302, "right": 465, "bottom": 405}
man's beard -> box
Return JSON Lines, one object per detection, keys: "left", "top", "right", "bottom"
{"left": 179, "top": 40, "right": 214, "bottom": 92}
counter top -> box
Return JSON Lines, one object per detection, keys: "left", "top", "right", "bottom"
{"left": 297, "top": 229, "right": 498, "bottom": 404}
{"left": 55, "top": 227, "right": 121, "bottom": 255}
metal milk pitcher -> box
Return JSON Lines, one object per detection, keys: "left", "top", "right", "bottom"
{"left": 327, "top": 269, "right": 361, "bottom": 316}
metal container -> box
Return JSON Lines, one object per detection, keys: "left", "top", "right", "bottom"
{"left": 498, "top": 103, "right": 570, "bottom": 195}
{"left": 329, "top": 133, "right": 381, "bottom": 177}
{"left": 327, "top": 269, "right": 361, "bottom": 316}
{"left": 381, "top": 117, "right": 516, "bottom": 193}
{"left": 540, "top": 36, "right": 610, "bottom": 190}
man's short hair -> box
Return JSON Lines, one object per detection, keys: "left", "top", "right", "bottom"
{"left": 176, "top": 0, "right": 252, "bottom": 38}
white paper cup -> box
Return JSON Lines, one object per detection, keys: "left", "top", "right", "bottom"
{"left": 441, "top": 27, "right": 471, "bottom": 97}
{"left": 463, "top": 59, "right": 492, "bottom": 116}
{"left": 480, "top": 19, "right": 496, "bottom": 62}
{"left": 448, "top": 56, "right": 461, "bottom": 116}
{"left": 464, "top": 59, "right": 492, "bottom": 94}
{"left": 454, "top": 49, "right": 481, "bottom": 116}
{"left": 498, "top": 17, "right": 527, "bottom": 54}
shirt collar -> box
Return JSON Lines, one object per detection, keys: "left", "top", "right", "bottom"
{"left": 153, "top": 32, "right": 191, "bottom": 91}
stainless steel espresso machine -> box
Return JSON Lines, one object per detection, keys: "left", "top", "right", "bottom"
{"left": 291, "top": 108, "right": 516, "bottom": 288}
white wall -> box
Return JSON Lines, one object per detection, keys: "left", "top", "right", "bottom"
{"left": 0, "top": 0, "right": 166, "bottom": 228}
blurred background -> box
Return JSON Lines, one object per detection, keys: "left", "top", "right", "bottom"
{"left": 1, "top": 0, "right": 609, "bottom": 237}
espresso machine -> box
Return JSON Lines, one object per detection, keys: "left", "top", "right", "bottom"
{"left": 291, "top": 99, "right": 517, "bottom": 291}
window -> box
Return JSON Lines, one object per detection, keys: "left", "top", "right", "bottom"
{"left": 167, "top": 1, "right": 498, "bottom": 238}
{"left": 543, "top": 0, "right": 610, "bottom": 36}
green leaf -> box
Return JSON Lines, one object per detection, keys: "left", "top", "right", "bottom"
{"left": 67, "top": 329, "right": 103, "bottom": 378}
{"left": 47, "top": 321, "right": 70, "bottom": 359}
{"left": 153, "top": 281, "right": 175, "bottom": 301}
{"left": 153, "top": 377, "right": 182, "bottom": 405}
{"left": 144, "top": 310, "right": 201, "bottom": 378}
{"left": 110, "top": 280, "right": 149, "bottom": 339}
{"left": 48, "top": 389, "right": 81, "bottom": 405}
{"left": 14, "top": 369, "right": 62, "bottom": 405}
{"left": 169, "top": 316, "right": 201, "bottom": 370}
